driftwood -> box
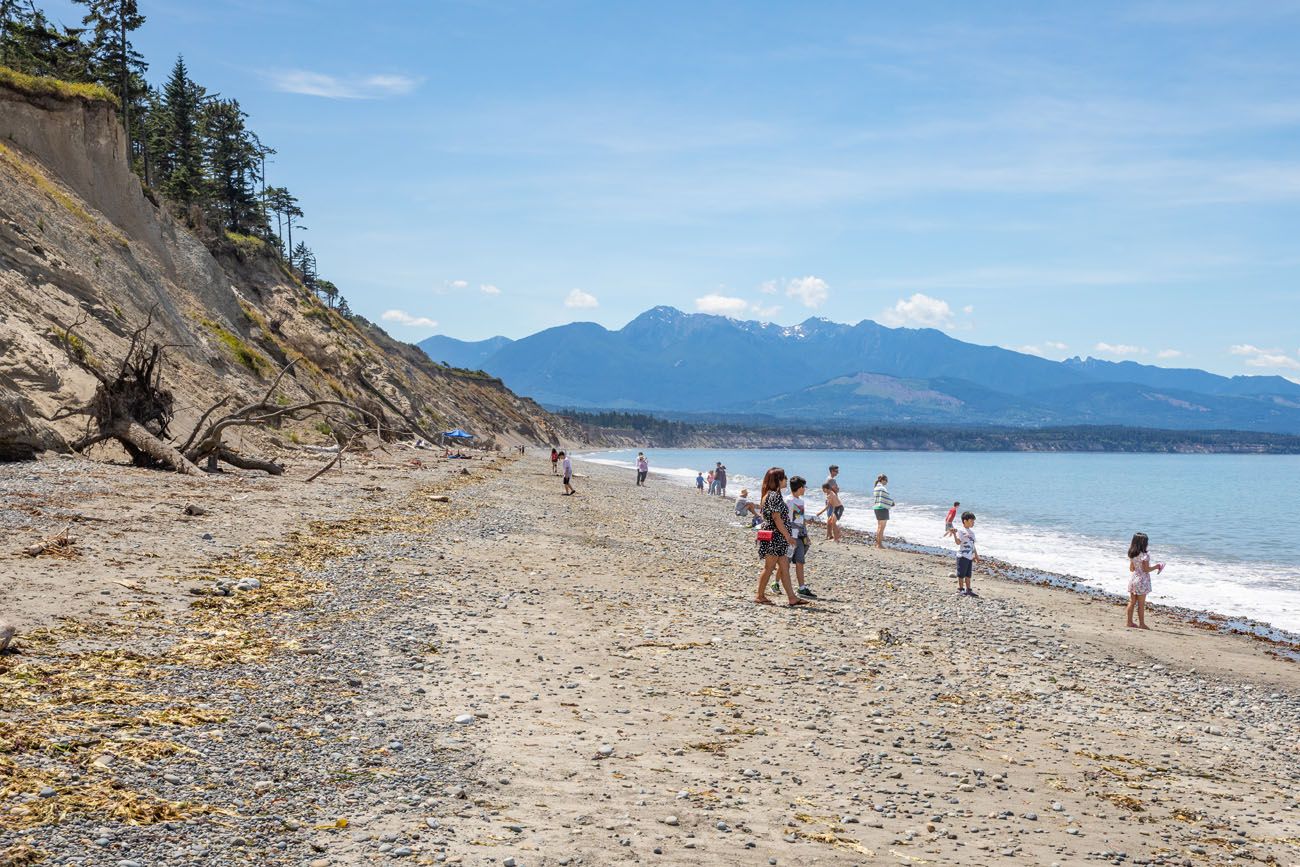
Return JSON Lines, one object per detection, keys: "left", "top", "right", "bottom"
{"left": 54, "top": 314, "right": 402, "bottom": 480}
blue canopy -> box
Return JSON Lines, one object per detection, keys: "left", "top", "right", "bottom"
{"left": 443, "top": 428, "right": 474, "bottom": 439}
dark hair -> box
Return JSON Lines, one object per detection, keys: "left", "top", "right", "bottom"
{"left": 953, "top": 501, "right": 960, "bottom": 506}
{"left": 961, "top": 511, "right": 975, "bottom": 522}
{"left": 821, "top": 482, "right": 831, "bottom": 491}
{"left": 829, "top": 465, "right": 838, "bottom": 472}
{"left": 1127, "top": 532, "right": 1149, "bottom": 559}
{"left": 760, "top": 467, "right": 787, "bottom": 500}
{"left": 875, "top": 474, "right": 888, "bottom": 485}
{"left": 557, "top": 451, "right": 565, "bottom": 457}
{"left": 789, "top": 476, "right": 806, "bottom": 494}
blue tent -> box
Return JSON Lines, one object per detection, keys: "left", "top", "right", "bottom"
{"left": 443, "top": 428, "right": 474, "bottom": 439}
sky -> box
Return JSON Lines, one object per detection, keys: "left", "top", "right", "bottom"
{"left": 41, "top": 0, "right": 1300, "bottom": 379}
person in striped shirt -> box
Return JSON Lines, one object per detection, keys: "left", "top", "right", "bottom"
{"left": 872, "top": 474, "right": 894, "bottom": 549}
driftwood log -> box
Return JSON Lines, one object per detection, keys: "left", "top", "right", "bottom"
{"left": 53, "top": 313, "right": 403, "bottom": 480}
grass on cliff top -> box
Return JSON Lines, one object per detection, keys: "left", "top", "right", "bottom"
{"left": 224, "top": 230, "right": 267, "bottom": 255}
{"left": 0, "top": 65, "right": 118, "bottom": 106}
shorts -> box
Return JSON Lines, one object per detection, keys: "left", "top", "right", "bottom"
{"left": 956, "top": 556, "right": 973, "bottom": 579}
{"left": 944, "top": 521, "right": 953, "bottom": 531}
{"left": 789, "top": 537, "right": 808, "bottom": 565}
{"left": 833, "top": 505, "right": 844, "bottom": 520}
{"left": 563, "top": 474, "right": 572, "bottom": 485}
{"left": 874, "top": 508, "right": 890, "bottom": 521}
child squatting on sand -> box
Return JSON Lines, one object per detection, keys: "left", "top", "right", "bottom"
{"left": 1126, "top": 532, "right": 1164, "bottom": 630}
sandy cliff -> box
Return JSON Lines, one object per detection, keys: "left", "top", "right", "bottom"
{"left": 0, "top": 81, "right": 568, "bottom": 459}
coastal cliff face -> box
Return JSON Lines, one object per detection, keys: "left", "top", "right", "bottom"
{"left": 0, "top": 82, "right": 570, "bottom": 457}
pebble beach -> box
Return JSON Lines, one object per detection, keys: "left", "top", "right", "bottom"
{"left": 1, "top": 451, "right": 1299, "bottom": 866}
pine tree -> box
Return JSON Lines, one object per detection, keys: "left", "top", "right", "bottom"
{"left": 292, "top": 241, "right": 317, "bottom": 289}
{"left": 155, "top": 55, "right": 205, "bottom": 205}
{"left": 77, "top": 0, "right": 146, "bottom": 153}
{"left": 201, "top": 98, "right": 260, "bottom": 231}
{"left": 316, "top": 278, "right": 339, "bottom": 309}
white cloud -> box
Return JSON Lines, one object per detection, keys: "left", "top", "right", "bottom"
{"left": 447, "top": 279, "right": 469, "bottom": 290}
{"left": 479, "top": 283, "right": 501, "bottom": 296}
{"left": 1156, "top": 348, "right": 1184, "bottom": 359}
{"left": 758, "top": 280, "right": 779, "bottom": 295}
{"left": 267, "top": 69, "right": 419, "bottom": 100}
{"left": 381, "top": 309, "right": 438, "bottom": 329}
{"left": 694, "top": 294, "right": 750, "bottom": 315}
{"left": 1229, "top": 344, "right": 1300, "bottom": 369}
{"left": 1094, "top": 342, "right": 1144, "bottom": 356}
{"left": 1018, "top": 339, "right": 1069, "bottom": 358}
{"left": 962, "top": 304, "right": 975, "bottom": 314}
{"left": 881, "top": 292, "right": 955, "bottom": 329}
{"left": 751, "top": 303, "right": 782, "bottom": 319}
{"left": 565, "top": 289, "right": 599, "bottom": 309}
{"left": 785, "top": 276, "right": 830, "bottom": 309}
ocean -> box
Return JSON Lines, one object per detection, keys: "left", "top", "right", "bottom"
{"left": 578, "top": 448, "right": 1300, "bottom": 634}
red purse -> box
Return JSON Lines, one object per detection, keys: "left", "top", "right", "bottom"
{"left": 756, "top": 529, "right": 774, "bottom": 542}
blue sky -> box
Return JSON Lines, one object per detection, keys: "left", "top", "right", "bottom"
{"left": 43, "top": 0, "right": 1300, "bottom": 378}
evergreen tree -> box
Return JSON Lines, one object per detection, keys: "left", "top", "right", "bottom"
{"left": 77, "top": 0, "right": 146, "bottom": 152}
{"left": 316, "top": 278, "right": 339, "bottom": 309}
{"left": 292, "top": 241, "right": 316, "bottom": 288}
{"left": 201, "top": 98, "right": 260, "bottom": 231}
{"left": 154, "top": 55, "right": 205, "bottom": 205}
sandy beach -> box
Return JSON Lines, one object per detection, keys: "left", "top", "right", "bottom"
{"left": 1, "top": 451, "right": 1298, "bottom": 866}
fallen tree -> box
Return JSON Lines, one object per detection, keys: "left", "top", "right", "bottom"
{"left": 52, "top": 313, "right": 399, "bottom": 479}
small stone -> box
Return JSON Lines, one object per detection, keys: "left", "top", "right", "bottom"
{"left": 393, "top": 847, "right": 413, "bottom": 857}
{"left": 38, "top": 786, "right": 56, "bottom": 798}
{"left": 454, "top": 714, "right": 475, "bottom": 725}
{"left": 163, "top": 773, "right": 182, "bottom": 785}
{"left": 311, "top": 860, "right": 330, "bottom": 867}
{"left": 715, "top": 820, "right": 730, "bottom": 832}
{"left": 253, "top": 780, "right": 274, "bottom": 795}
{"left": 503, "top": 859, "right": 516, "bottom": 867}
{"left": 388, "top": 741, "right": 404, "bottom": 751}
{"left": 255, "top": 721, "right": 274, "bottom": 734}
{"left": 664, "top": 815, "right": 679, "bottom": 826}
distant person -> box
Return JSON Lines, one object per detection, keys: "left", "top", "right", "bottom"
{"left": 715, "top": 463, "right": 728, "bottom": 497}
{"left": 944, "top": 501, "right": 960, "bottom": 540}
{"left": 636, "top": 452, "right": 649, "bottom": 486}
{"left": 734, "top": 488, "right": 761, "bottom": 528}
{"left": 696, "top": 471, "right": 705, "bottom": 493}
{"left": 550, "top": 447, "right": 559, "bottom": 475}
{"left": 1126, "top": 532, "right": 1164, "bottom": 630}
{"left": 824, "top": 465, "right": 843, "bottom": 535}
{"left": 815, "top": 483, "right": 842, "bottom": 542}
{"left": 785, "top": 476, "right": 816, "bottom": 598}
{"left": 871, "top": 473, "right": 894, "bottom": 549}
{"left": 706, "top": 470, "right": 715, "bottom": 495}
{"left": 753, "top": 467, "right": 809, "bottom": 607}
{"left": 955, "top": 511, "right": 979, "bottom": 597}
{"left": 559, "top": 451, "right": 575, "bottom": 495}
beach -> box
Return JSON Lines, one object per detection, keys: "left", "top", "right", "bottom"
{"left": 1, "top": 452, "right": 1298, "bottom": 866}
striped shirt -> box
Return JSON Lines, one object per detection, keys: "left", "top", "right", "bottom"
{"left": 872, "top": 485, "right": 894, "bottom": 510}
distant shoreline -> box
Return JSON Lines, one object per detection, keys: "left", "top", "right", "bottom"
{"left": 562, "top": 412, "right": 1300, "bottom": 454}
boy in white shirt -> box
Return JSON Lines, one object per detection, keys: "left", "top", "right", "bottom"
{"left": 955, "top": 511, "right": 978, "bottom": 597}
{"left": 786, "top": 476, "right": 816, "bottom": 598}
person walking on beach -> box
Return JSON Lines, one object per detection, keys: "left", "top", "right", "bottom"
{"left": 1126, "top": 532, "right": 1164, "bottom": 630}
{"left": 550, "top": 447, "right": 559, "bottom": 474}
{"left": 944, "top": 501, "right": 960, "bottom": 539}
{"left": 696, "top": 471, "right": 705, "bottom": 493}
{"left": 823, "top": 465, "right": 843, "bottom": 539}
{"left": 815, "top": 483, "right": 843, "bottom": 542}
{"left": 754, "top": 467, "right": 809, "bottom": 607}
{"left": 955, "top": 511, "right": 979, "bottom": 596}
{"left": 559, "top": 451, "right": 575, "bottom": 495}
{"left": 785, "top": 476, "right": 816, "bottom": 598}
{"left": 872, "top": 474, "right": 894, "bottom": 549}
{"left": 635, "top": 452, "right": 649, "bottom": 486}
{"left": 715, "top": 463, "right": 728, "bottom": 497}
{"left": 706, "top": 470, "right": 715, "bottom": 495}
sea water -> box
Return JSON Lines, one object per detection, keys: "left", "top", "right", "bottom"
{"left": 579, "top": 448, "right": 1300, "bottom": 634}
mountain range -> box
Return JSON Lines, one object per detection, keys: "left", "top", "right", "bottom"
{"left": 419, "top": 307, "right": 1300, "bottom": 433}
